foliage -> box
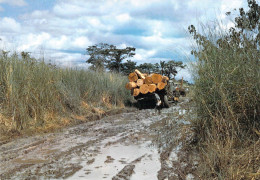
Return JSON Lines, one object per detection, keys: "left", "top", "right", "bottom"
{"left": 164, "top": 60, "right": 185, "bottom": 78}
{"left": 121, "top": 60, "right": 137, "bottom": 75}
{"left": 137, "top": 60, "right": 185, "bottom": 78}
{"left": 106, "top": 46, "right": 135, "bottom": 73}
{"left": 86, "top": 43, "right": 185, "bottom": 78}
{"left": 86, "top": 43, "right": 112, "bottom": 71}
{"left": 86, "top": 43, "right": 135, "bottom": 73}
{"left": 189, "top": 0, "right": 260, "bottom": 179}
{"left": 137, "top": 62, "right": 154, "bottom": 74}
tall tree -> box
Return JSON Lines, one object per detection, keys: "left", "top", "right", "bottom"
{"left": 137, "top": 63, "right": 154, "bottom": 74}
{"left": 106, "top": 46, "right": 136, "bottom": 73}
{"left": 86, "top": 43, "right": 135, "bottom": 72}
{"left": 159, "top": 61, "right": 166, "bottom": 75}
{"left": 122, "top": 60, "right": 137, "bottom": 75}
{"left": 86, "top": 43, "right": 112, "bottom": 71}
{"left": 165, "top": 60, "right": 186, "bottom": 78}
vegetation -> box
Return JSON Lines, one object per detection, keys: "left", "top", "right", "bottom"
{"left": 121, "top": 60, "right": 137, "bottom": 75}
{"left": 132, "top": 60, "right": 185, "bottom": 78}
{"left": 189, "top": 0, "right": 260, "bottom": 179}
{"left": 86, "top": 43, "right": 135, "bottom": 72}
{"left": 0, "top": 51, "right": 131, "bottom": 136}
{"left": 85, "top": 43, "right": 185, "bottom": 78}
{"left": 0, "top": 41, "right": 186, "bottom": 137}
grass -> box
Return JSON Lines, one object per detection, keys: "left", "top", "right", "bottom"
{"left": 188, "top": 2, "right": 260, "bottom": 179}
{"left": 0, "top": 51, "right": 132, "bottom": 137}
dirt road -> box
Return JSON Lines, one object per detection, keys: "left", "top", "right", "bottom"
{"left": 0, "top": 98, "right": 195, "bottom": 180}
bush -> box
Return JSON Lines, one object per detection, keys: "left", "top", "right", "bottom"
{"left": 189, "top": 0, "right": 260, "bottom": 179}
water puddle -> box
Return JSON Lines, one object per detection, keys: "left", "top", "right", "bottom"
{"left": 71, "top": 140, "right": 160, "bottom": 179}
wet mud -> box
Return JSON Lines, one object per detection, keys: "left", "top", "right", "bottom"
{"left": 0, "top": 97, "right": 195, "bottom": 180}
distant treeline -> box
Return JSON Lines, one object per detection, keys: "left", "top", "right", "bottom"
{"left": 86, "top": 43, "right": 186, "bottom": 78}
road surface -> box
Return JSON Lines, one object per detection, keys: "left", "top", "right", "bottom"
{"left": 0, "top": 98, "right": 195, "bottom": 180}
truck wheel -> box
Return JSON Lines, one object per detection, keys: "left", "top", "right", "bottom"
{"left": 137, "top": 100, "right": 143, "bottom": 110}
{"left": 163, "top": 95, "right": 170, "bottom": 108}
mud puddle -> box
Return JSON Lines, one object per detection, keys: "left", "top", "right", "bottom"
{"left": 0, "top": 97, "right": 195, "bottom": 180}
{"left": 72, "top": 140, "right": 160, "bottom": 179}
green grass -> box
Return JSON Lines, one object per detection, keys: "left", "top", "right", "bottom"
{"left": 0, "top": 51, "right": 132, "bottom": 134}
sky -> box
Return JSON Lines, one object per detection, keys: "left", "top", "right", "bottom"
{"left": 0, "top": 0, "right": 252, "bottom": 82}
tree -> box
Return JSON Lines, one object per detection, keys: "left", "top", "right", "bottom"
{"left": 134, "top": 60, "right": 185, "bottom": 78}
{"left": 137, "top": 63, "right": 154, "bottom": 74}
{"left": 106, "top": 46, "right": 135, "bottom": 73}
{"left": 164, "top": 60, "right": 186, "bottom": 78}
{"left": 86, "top": 43, "right": 112, "bottom": 71}
{"left": 86, "top": 43, "right": 135, "bottom": 72}
{"left": 159, "top": 61, "right": 166, "bottom": 75}
{"left": 122, "top": 60, "right": 137, "bottom": 75}
{"left": 153, "top": 63, "right": 160, "bottom": 73}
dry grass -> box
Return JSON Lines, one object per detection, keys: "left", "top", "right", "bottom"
{"left": 188, "top": 2, "right": 260, "bottom": 179}
{"left": 0, "top": 51, "right": 132, "bottom": 137}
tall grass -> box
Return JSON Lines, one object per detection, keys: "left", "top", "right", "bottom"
{"left": 0, "top": 51, "right": 131, "bottom": 133}
{"left": 189, "top": 1, "right": 260, "bottom": 179}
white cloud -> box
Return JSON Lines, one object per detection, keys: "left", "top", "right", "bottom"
{"left": 48, "top": 51, "right": 87, "bottom": 68}
{"left": 0, "top": 0, "right": 250, "bottom": 74}
{"left": 48, "top": 35, "right": 68, "bottom": 50}
{"left": 134, "top": 49, "right": 157, "bottom": 62}
{"left": 0, "top": 17, "right": 21, "bottom": 33}
{"left": 116, "top": 13, "right": 131, "bottom": 23}
{"left": 0, "top": 0, "right": 26, "bottom": 6}
{"left": 72, "top": 36, "right": 91, "bottom": 49}
{"left": 17, "top": 32, "right": 50, "bottom": 52}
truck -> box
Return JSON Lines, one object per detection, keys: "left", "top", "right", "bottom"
{"left": 133, "top": 80, "right": 180, "bottom": 109}
{"left": 125, "top": 70, "right": 182, "bottom": 109}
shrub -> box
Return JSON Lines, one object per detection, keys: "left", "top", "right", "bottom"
{"left": 189, "top": 0, "right": 260, "bottom": 179}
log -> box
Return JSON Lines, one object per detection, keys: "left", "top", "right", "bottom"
{"left": 151, "top": 73, "right": 163, "bottom": 84}
{"left": 144, "top": 76, "right": 153, "bottom": 84}
{"left": 125, "top": 82, "right": 137, "bottom": 90}
{"left": 139, "top": 84, "right": 149, "bottom": 94}
{"left": 148, "top": 84, "right": 157, "bottom": 93}
{"left": 128, "top": 72, "right": 138, "bottom": 82}
{"left": 136, "top": 79, "right": 144, "bottom": 87}
{"left": 162, "top": 76, "right": 169, "bottom": 83}
{"left": 157, "top": 82, "right": 167, "bottom": 90}
{"left": 133, "top": 88, "right": 140, "bottom": 96}
{"left": 135, "top": 69, "right": 146, "bottom": 79}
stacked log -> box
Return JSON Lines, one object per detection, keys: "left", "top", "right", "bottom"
{"left": 136, "top": 79, "right": 144, "bottom": 87}
{"left": 125, "top": 69, "right": 169, "bottom": 97}
{"left": 125, "top": 82, "right": 137, "bottom": 90}
{"left": 148, "top": 84, "right": 157, "bottom": 93}
{"left": 132, "top": 88, "right": 140, "bottom": 96}
{"left": 157, "top": 82, "right": 167, "bottom": 90}
{"left": 128, "top": 72, "right": 138, "bottom": 82}
{"left": 144, "top": 76, "right": 153, "bottom": 84}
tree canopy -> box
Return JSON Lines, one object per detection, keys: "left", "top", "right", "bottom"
{"left": 86, "top": 43, "right": 135, "bottom": 72}
{"left": 137, "top": 60, "right": 186, "bottom": 78}
{"left": 86, "top": 43, "right": 185, "bottom": 79}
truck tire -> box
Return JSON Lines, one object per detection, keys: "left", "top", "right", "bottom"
{"left": 137, "top": 100, "right": 143, "bottom": 110}
{"left": 163, "top": 95, "right": 170, "bottom": 108}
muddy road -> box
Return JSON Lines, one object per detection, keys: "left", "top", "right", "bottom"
{"left": 0, "top": 98, "right": 196, "bottom": 180}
